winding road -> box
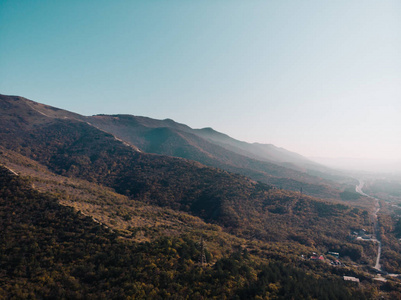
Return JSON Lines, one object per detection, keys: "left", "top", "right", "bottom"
{"left": 355, "top": 180, "right": 382, "bottom": 271}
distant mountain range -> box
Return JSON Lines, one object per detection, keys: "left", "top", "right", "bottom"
{"left": 1, "top": 94, "right": 355, "bottom": 200}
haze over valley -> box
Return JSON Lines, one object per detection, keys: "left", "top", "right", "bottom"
{"left": 311, "top": 157, "right": 401, "bottom": 175}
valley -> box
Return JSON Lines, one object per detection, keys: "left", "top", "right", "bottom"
{"left": 1, "top": 94, "right": 401, "bottom": 299}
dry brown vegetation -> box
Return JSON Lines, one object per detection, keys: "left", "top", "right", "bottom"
{"left": 3, "top": 94, "right": 401, "bottom": 298}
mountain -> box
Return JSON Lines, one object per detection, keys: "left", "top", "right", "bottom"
{"left": 2, "top": 94, "right": 401, "bottom": 298}
{"left": 85, "top": 114, "right": 343, "bottom": 198}
{"left": 194, "top": 127, "right": 311, "bottom": 166}
{"left": 0, "top": 94, "right": 367, "bottom": 238}
{"left": 84, "top": 115, "right": 355, "bottom": 197}
{"left": 7, "top": 94, "right": 356, "bottom": 200}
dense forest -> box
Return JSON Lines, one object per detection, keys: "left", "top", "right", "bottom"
{"left": 0, "top": 115, "right": 377, "bottom": 262}
{"left": 0, "top": 167, "right": 377, "bottom": 299}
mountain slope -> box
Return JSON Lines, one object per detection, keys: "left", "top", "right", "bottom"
{"left": 86, "top": 114, "right": 356, "bottom": 200}
{"left": 3, "top": 94, "right": 354, "bottom": 200}
{"left": 0, "top": 95, "right": 279, "bottom": 228}
{"left": 3, "top": 94, "right": 401, "bottom": 298}
{"left": 194, "top": 127, "right": 312, "bottom": 166}
{"left": 0, "top": 166, "right": 376, "bottom": 299}
{"left": 0, "top": 94, "right": 369, "bottom": 239}
{"left": 87, "top": 115, "right": 334, "bottom": 186}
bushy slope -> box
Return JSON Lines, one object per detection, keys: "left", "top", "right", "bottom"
{"left": 0, "top": 167, "right": 376, "bottom": 299}
{"left": 0, "top": 95, "right": 374, "bottom": 253}
{"left": 2, "top": 95, "right": 401, "bottom": 297}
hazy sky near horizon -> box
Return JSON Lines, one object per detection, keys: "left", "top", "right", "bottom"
{"left": 1, "top": 1, "right": 400, "bottom": 160}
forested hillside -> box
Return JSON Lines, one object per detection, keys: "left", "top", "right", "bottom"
{"left": 2, "top": 94, "right": 401, "bottom": 298}
{"left": 0, "top": 167, "right": 377, "bottom": 299}
{"left": 5, "top": 94, "right": 356, "bottom": 200}
{"left": 0, "top": 95, "right": 374, "bottom": 248}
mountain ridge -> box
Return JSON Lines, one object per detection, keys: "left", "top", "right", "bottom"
{"left": 0, "top": 94, "right": 357, "bottom": 200}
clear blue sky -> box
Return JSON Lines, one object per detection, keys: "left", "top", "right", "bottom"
{"left": 1, "top": 0, "right": 400, "bottom": 160}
